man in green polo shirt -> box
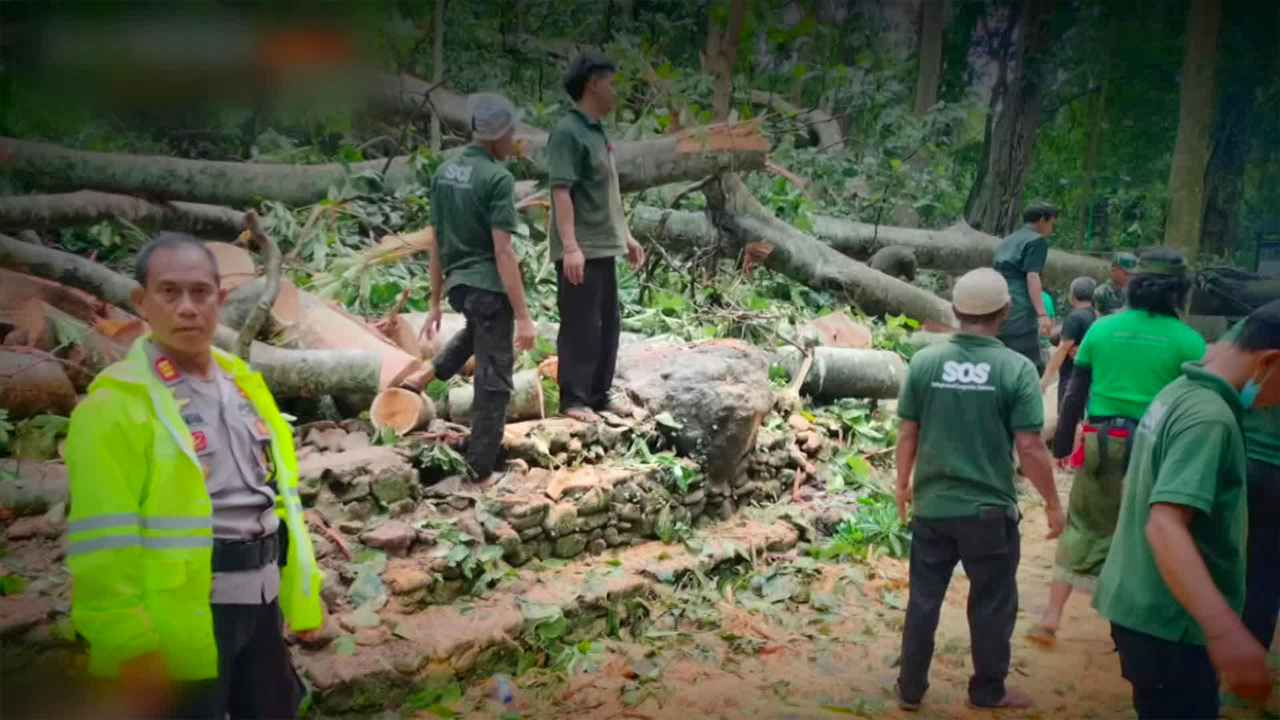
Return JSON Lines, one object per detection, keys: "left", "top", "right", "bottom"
{"left": 546, "top": 52, "right": 646, "bottom": 424}
{"left": 893, "top": 268, "right": 1064, "bottom": 712}
{"left": 413, "top": 93, "right": 537, "bottom": 484}
{"left": 1094, "top": 300, "right": 1280, "bottom": 719}
{"left": 1218, "top": 317, "right": 1280, "bottom": 649}
{"left": 993, "top": 200, "right": 1058, "bottom": 372}
{"left": 1093, "top": 251, "right": 1137, "bottom": 315}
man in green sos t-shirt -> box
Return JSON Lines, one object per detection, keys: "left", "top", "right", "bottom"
{"left": 1218, "top": 317, "right": 1280, "bottom": 649}
{"left": 1094, "top": 300, "right": 1280, "bottom": 719}
{"left": 893, "top": 268, "right": 1064, "bottom": 712}
{"left": 993, "top": 200, "right": 1058, "bottom": 373}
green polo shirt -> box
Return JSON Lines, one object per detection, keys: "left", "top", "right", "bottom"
{"left": 1094, "top": 363, "right": 1248, "bottom": 645}
{"left": 1219, "top": 319, "right": 1280, "bottom": 467}
{"left": 993, "top": 226, "right": 1049, "bottom": 337}
{"left": 546, "top": 108, "right": 628, "bottom": 262}
{"left": 430, "top": 145, "right": 519, "bottom": 296}
{"left": 1093, "top": 280, "right": 1127, "bottom": 315}
{"left": 898, "top": 333, "right": 1043, "bottom": 518}
{"left": 1074, "top": 309, "right": 1206, "bottom": 421}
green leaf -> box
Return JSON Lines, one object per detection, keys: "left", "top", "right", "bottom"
{"left": 332, "top": 635, "right": 356, "bottom": 655}
{"left": 654, "top": 412, "right": 683, "bottom": 430}
{"left": 425, "top": 705, "right": 459, "bottom": 718}
{"left": 535, "top": 614, "right": 567, "bottom": 643}
{"left": 843, "top": 454, "right": 872, "bottom": 479}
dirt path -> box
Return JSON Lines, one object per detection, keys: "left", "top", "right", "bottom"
{"left": 451, "top": 504, "right": 1136, "bottom": 720}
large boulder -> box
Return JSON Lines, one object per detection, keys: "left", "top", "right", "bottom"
{"left": 615, "top": 340, "right": 772, "bottom": 483}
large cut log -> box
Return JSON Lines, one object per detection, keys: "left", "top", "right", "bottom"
{"left": 211, "top": 326, "right": 380, "bottom": 397}
{"left": 0, "top": 350, "right": 77, "bottom": 419}
{"left": 369, "top": 387, "right": 436, "bottom": 435}
{"left": 773, "top": 346, "right": 906, "bottom": 400}
{"left": 629, "top": 206, "right": 1113, "bottom": 288}
{"left": 1191, "top": 267, "right": 1280, "bottom": 316}
{"left": 445, "top": 369, "right": 544, "bottom": 424}
{"left": 284, "top": 291, "right": 421, "bottom": 388}
{"left": 0, "top": 232, "right": 139, "bottom": 312}
{"left": 0, "top": 137, "right": 416, "bottom": 208}
{"left": 0, "top": 190, "right": 245, "bottom": 236}
{"left": 1, "top": 114, "right": 766, "bottom": 205}
{"left": 0, "top": 299, "right": 130, "bottom": 390}
{"left": 701, "top": 174, "right": 957, "bottom": 326}
{"left": 207, "top": 241, "right": 257, "bottom": 292}
{"left": 0, "top": 267, "right": 107, "bottom": 324}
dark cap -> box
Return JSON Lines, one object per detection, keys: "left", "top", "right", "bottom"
{"left": 1112, "top": 252, "right": 1138, "bottom": 270}
{"left": 1137, "top": 249, "right": 1188, "bottom": 278}
{"left": 1024, "top": 199, "right": 1060, "bottom": 216}
{"left": 564, "top": 52, "right": 617, "bottom": 101}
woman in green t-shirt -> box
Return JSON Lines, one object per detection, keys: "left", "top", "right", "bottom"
{"left": 1029, "top": 249, "right": 1206, "bottom": 645}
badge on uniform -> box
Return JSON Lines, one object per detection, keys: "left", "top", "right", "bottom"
{"left": 253, "top": 419, "right": 271, "bottom": 439}
{"left": 154, "top": 357, "right": 181, "bottom": 383}
{"left": 192, "top": 430, "right": 209, "bottom": 453}
{"left": 235, "top": 384, "right": 248, "bottom": 400}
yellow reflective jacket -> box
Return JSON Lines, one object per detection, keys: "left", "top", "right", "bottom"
{"left": 65, "top": 337, "right": 323, "bottom": 679}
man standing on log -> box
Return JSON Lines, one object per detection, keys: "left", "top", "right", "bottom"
{"left": 993, "top": 200, "right": 1058, "bottom": 373}
{"left": 412, "top": 93, "right": 537, "bottom": 484}
{"left": 64, "top": 233, "right": 324, "bottom": 718}
{"left": 547, "top": 52, "right": 646, "bottom": 423}
{"left": 1093, "top": 300, "right": 1280, "bottom": 719}
{"left": 1093, "top": 251, "right": 1137, "bottom": 315}
{"left": 893, "top": 267, "right": 1064, "bottom": 712}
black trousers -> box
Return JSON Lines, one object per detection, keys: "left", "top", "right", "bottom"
{"left": 999, "top": 331, "right": 1045, "bottom": 374}
{"left": 1111, "top": 623, "right": 1219, "bottom": 720}
{"left": 555, "top": 257, "right": 620, "bottom": 411}
{"left": 174, "top": 600, "right": 303, "bottom": 720}
{"left": 1244, "top": 459, "right": 1280, "bottom": 649}
{"left": 898, "top": 512, "right": 1020, "bottom": 707}
{"left": 433, "top": 286, "right": 515, "bottom": 478}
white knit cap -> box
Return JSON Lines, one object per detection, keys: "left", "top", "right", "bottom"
{"left": 952, "top": 268, "right": 1011, "bottom": 315}
{"left": 469, "top": 92, "right": 521, "bottom": 141}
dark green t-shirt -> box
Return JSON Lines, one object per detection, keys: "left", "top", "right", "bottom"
{"left": 993, "top": 226, "right": 1049, "bottom": 337}
{"left": 1094, "top": 363, "right": 1248, "bottom": 646}
{"left": 1074, "top": 309, "right": 1206, "bottom": 421}
{"left": 1220, "top": 320, "right": 1280, "bottom": 467}
{"left": 430, "top": 146, "right": 519, "bottom": 296}
{"left": 546, "top": 108, "right": 628, "bottom": 262}
{"left": 1093, "top": 280, "right": 1127, "bottom": 315}
{"left": 898, "top": 333, "right": 1044, "bottom": 518}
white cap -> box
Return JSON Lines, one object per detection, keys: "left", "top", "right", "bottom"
{"left": 952, "top": 268, "right": 1011, "bottom": 315}
{"left": 468, "top": 92, "right": 521, "bottom": 141}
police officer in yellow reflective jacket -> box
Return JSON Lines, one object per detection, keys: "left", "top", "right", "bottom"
{"left": 65, "top": 233, "right": 324, "bottom": 719}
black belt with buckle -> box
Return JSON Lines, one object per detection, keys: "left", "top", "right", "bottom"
{"left": 211, "top": 532, "right": 280, "bottom": 573}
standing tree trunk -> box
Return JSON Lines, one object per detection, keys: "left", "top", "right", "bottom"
{"left": 1164, "top": 0, "right": 1221, "bottom": 258}
{"left": 1200, "top": 83, "right": 1253, "bottom": 256}
{"left": 964, "top": 2, "right": 1019, "bottom": 220}
{"left": 1077, "top": 72, "right": 1109, "bottom": 245}
{"left": 703, "top": 0, "right": 749, "bottom": 122}
{"left": 966, "top": 0, "right": 1054, "bottom": 235}
{"left": 914, "top": 0, "right": 945, "bottom": 117}
{"left": 430, "top": 0, "right": 446, "bottom": 153}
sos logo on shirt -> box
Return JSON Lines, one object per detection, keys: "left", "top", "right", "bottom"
{"left": 941, "top": 361, "right": 992, "bottom": 384}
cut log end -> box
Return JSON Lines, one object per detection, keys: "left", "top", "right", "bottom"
{"left": 370, "top": 387, "right": 436, "bottom": 436}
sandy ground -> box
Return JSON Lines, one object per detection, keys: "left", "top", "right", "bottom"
{"left": 450, "top": 503, "right": 1140, "bottom": 720}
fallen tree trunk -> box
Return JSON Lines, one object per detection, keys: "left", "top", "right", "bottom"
{"left": 1, "top": 299, "right": 130, "bottom": 390}
{"left": 369, "top": 387, "right": 436, "bottom": 435}
{"left": 0, "top": 190, "right": 245, "bottom": 237}
{"left": 747, "top": 90, "right": 844, "bottom": 152}
{"left": 445, "top": 369, "right": 544, "bottom": 424}
{"left": 701, "top": 174, "right": 958, "bottom": 326}
{"left": 284, "top": 290, "right": 422, "bottom": 388}
{"left": 0, "top": 232, "right": 139, "bottom": 312}
{"left": 774, "top": 346, "right": 906, "bottom": 400}
{"left": 211, "top": 325, "right": 381, "bottom": 397}
{"left": 235, "top": 210, "right": 281, "bottom": 360}
{"left": 0, "top": 267, "right": 107, "bottom": 325}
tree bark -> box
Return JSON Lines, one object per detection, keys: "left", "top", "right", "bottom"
{"left": 211, "top": 326, "right": 381, "bottom": 397}
{"left": 965, "top": 0, "right": 1054, "bottom": 235}
{"left": 235, "top": 211, "right": 280, "bottom": 360}
{"left": 630, "top": 205, "right": 1112, "bottom": 287}
{"left": 1077, "top": 72, "right": 1108, "bottom": 246}
{"left": 430, "top": 0, "right": 446, "bottom": 153}
{"left": 703, "top": 0, "right": 749, "bottom": 122}
{"left": 1, "top": 118, "right": 765, "bottom": 205}
{"left": 1164, "top": 0, "right": 1221, "bottom": 258}
{"left": 0, "top": 350, "right": 77, "bottom": 419}
{"left": 1, "top": 299, "right": 130, "bottom": 390}
{"left": 445, "top": 369, "right": 544, "bottom": 424}
{"left": 914, "top": 0, "right": 945, "bottom": 117}
{"left": 747, "top": 91, "right": 844, "bottom": 152}
{"left": 774, "top": 346, "right": 906, "bottom": 400}
{"left": 702, "top": 174, "right": 957, "bottom": 326}
{"left": 0, "top": 191, "right": 245, "bottom": 237}
{"left": 283, "top": 290, "right": 422, "bottom": 389}
{"left": 0, "top": 232, "right": 140, "bottom": 312}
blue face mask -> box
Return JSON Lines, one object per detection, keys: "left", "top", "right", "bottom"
{"left": 1241, "top": 364, "right": 1276, "bottom": 410}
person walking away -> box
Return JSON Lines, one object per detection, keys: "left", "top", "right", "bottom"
{"left": 410, "top": 93, "right": 537, "bottom": 485}
{"left": 1217, "top": 318, "right": 1280, "bottom": 650}
{"left": 1041, "top": 277, "right": 1098, "bottom": 406}
{"left": 1094, "top": 299, "right": 1280, "bottom": 720}
{"left": 1093, "top": 251, "right": 1137, "bottom": 315}
{"left": 893, "top": 268, "right": 1065, "bottom": 712}
{"left": 65, "top": 233, "right": 324, "bottom": 719}
{"left": 1030, "top": 249, "right": 1206, "bottom": 644}
{"left": 547, "top": 52, "right": 646, "bottom": 423}
{"left": 993, "top": 201, "right": 1058, "bottom": 372}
